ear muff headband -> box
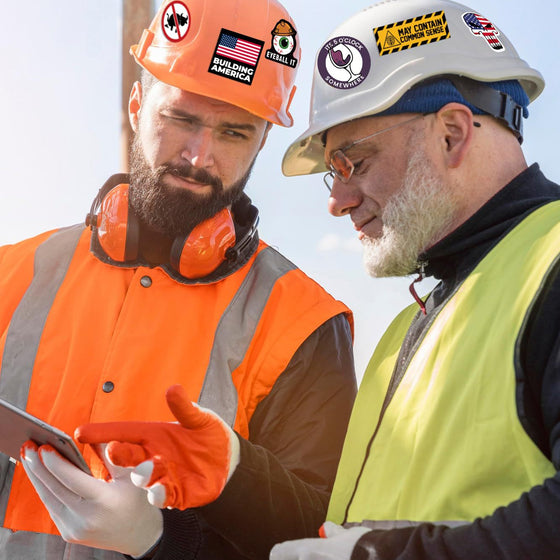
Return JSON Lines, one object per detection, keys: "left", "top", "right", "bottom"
{"left": 86, "top": 183, "right": 238, "bottom": 279}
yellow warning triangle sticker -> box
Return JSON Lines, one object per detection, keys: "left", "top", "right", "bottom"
{"left": 383, "top": 30, "right": 401, "bottom": 49}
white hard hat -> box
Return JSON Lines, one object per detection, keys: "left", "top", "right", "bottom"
{"left": 282, "top": 0, "right": 544, "bottom": 176}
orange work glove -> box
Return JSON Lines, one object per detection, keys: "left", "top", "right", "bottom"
{"left": 75, "top": 384, "right": 240, "bottom": 510}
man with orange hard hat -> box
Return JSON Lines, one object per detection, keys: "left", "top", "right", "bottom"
{"left": 0, "top": 1, "right": 356, "bottom": 559}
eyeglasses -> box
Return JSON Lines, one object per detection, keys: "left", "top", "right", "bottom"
{"left": 323, "top": 114, "right": 426, "bottom": 192}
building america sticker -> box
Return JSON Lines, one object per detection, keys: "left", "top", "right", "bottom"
{"left": 317, "top": 36, "right": 371, "bottom": 90}
{"left": 209, "top": 29, "right": 264, "bottom": 85}
{"left": 374, "top": 11, "right": 450, "bottom": 56}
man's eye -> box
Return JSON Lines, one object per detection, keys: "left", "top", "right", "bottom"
{"left": 223, "top": 129, "right": 247, "bottom": 139}
{"left": 352, "top": 160, "right": 365, "bottom": 173}
{"left": 163, "top": 113, "right": 193, "bottom": 124}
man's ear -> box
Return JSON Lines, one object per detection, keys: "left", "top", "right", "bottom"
{"left": 128, "top": 81, "right": 143, "bottom": 133}
{"left": 435, "top": 102, "right": 475, "bottom": 169}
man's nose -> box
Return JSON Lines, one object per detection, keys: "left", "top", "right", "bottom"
{"left": 327, "top": 177, "right": 362, "bottom": 217}
{"left": 181, "top": 128, "right": 215, "bottom": 168}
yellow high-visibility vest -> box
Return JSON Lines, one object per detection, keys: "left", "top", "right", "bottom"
{"left": 328, "top": 201, "right": 560, "bottom": 525}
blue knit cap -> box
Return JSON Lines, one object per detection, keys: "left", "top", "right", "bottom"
{"left": 379, "top": 78, "right": 529, "bottom": 119}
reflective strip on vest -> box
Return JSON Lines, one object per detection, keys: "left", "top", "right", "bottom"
{"left": 0, "top": 225, "right": 82, "bottom": 526}
{"left": 0, "top": 225, "right": 83, "bottom": 408}
{"left": 345, "top": 519, "right": 469, "bottom": 530}
{"left": 199, "top": 246, "right": 296, "bottom": 426}
{"left": 0, "top": 231, "right": 296, "bottom": 556}
{"left": 0, "top": 529, "right": 124, "bottom": 560}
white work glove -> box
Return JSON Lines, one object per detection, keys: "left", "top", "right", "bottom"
{"left": 20, "top": 441, "right": 163, "bottom": 558}
{"left": 270, "top": 521, "right": 373, "bottom": 560}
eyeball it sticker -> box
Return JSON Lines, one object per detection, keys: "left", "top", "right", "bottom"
{"left": 161, "top": 1, "right": 191, "bottom": 42}
{"left": 317, "top": 36, "right": 371, "bottom": 90}
{"left": 462, "top": 12, "right": 505, "bottom": 51}
{"left": 265, "top": 19, "right": 298, "bottom": 68}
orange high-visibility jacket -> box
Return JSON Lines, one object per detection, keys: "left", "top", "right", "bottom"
{"left": 0, "top": 223, "right": 351, "bottom": 535}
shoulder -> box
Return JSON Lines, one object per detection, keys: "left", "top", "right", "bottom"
{"left": 253, "top": 240, "right": 353, "bottom": 330}
{"left": 0, "top": 228, "right": 63, "bottom": 267}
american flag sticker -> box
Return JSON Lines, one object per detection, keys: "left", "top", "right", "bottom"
{"left": 209, "top": 29, "right": 265, "bottom": 85}
{"left": 462, "top": 13, "right": 505, "bottom": 52}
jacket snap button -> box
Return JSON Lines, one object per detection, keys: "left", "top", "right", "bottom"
{"left": 102, "top": 381, "right": 115, "bottom": 393}
{"left": 140, "top": 276, "right": 152, "bottom": 288}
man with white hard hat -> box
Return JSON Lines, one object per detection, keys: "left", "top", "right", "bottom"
{"left": 272, "top": 0, "right": 560, "bottom": 558}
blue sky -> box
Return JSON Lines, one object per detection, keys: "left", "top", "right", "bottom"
{"left": 1, "top": 1, "right": 559, "bottom": 378}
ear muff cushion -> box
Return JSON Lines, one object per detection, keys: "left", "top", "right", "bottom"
{"left": 96, "top": 184, "right": 139, "bottom": 262}
{"left": 171, "top": 208, "right": 236, "bottom": 279}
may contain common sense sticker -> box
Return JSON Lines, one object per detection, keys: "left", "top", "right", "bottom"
{"left": 374, "top": 11, "right": 449, "bottom": 56}
{"left": 208, "top": 29, "right": 264, "bottom": 86}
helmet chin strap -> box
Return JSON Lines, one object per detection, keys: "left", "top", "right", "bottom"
{"left": 446, "top": 76, "right": 524, "bottom": 144}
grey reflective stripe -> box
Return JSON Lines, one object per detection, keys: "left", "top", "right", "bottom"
{"left": 198, "top": 246, "right": 296, "bottom": 426}
{"left": 0, "top": 225, "right": 82, "bottom": 526}
{"left": 345, "top": 519, "right": 470, "bottom": 530}
{"left": 0, "top": 457, "right": 14, "bottom": 530}
{"left": 0, "top": 225, "right": 83, "bottom": 407}
{"left": 0, "top": 527, "right": 124, "bottom": 559}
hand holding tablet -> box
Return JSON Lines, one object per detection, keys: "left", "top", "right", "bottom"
{"left": 0, "top": 398, "right": 91, "bottom": 474}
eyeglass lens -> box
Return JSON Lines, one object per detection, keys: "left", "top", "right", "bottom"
{"left": 330, "top": 150, "right": 354, "bottom": 182}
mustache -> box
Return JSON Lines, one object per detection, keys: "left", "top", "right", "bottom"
{"left": 157, "top": 162, "right": 223, "bottom": 191}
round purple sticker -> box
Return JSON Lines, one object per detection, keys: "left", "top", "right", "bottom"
{"left": 317, "top": 36, "right": 371, "bottom": 89}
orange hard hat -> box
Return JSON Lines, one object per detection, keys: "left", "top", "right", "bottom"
{"left": 130, "top": 0, "right": 301, "bottom": 127}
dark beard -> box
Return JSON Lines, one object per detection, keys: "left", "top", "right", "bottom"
{"left": 128, "top": 135, "right": 254, "bottom": 238}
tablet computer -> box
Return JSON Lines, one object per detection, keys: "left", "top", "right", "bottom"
{"left": 0, "top": 397, "right": 91, "bottom": 474}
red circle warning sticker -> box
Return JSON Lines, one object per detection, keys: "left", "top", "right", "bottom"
{"left": 161, "top": 1, "right": 191, "bottom": 43}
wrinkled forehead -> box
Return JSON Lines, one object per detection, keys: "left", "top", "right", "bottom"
{"left": 145, "top": 80, "right": 268, "bottom": 127}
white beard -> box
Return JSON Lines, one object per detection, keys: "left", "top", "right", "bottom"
{"left": 362, "top": 142, "right": 457, "bottom": 278}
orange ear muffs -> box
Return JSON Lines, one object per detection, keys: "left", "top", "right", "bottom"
{"left": 170, "top": 208, "right": 236, "bottom": 279}
{"left": 94, "top": 183, "right": 140, "bottom": 262}
{"left": 88, "top": 182, "right": 237, "bottom": 278}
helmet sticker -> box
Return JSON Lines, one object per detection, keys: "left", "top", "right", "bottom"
{"left": 265, "top": 19, "right": 298, "bottom": 68}
{"left": 208, "top": 29, "right": 265, "bottom": 86}
{"left": 462, "top": 13, "right": 505, "bottom": 52}
{"left": 374, "top": 11, "right": 449, "bottom": 56}
{"left": 317, "top": 37, "right": 371, "bottom": 90}
{"left": 161, "top": 1, "right": 191, "bottom": 43}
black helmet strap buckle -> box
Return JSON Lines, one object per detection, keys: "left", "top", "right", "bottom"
{"left": 448, "top": 76, "right": 524, "bottom": 144}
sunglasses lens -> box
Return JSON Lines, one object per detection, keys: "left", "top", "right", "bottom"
{"left": 330, "top": 150, "right": 353, "bottom": 182}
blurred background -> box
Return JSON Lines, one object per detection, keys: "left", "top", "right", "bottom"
{"left": 1, "top": 1, "right": 558, "bottom": 380}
